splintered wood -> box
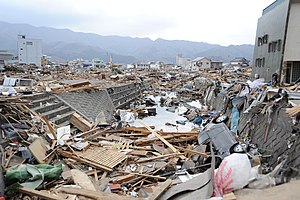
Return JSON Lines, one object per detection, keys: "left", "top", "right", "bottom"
{"left": 286, "top": 105, "right": 300, "bottom": 117}
{"left": 75, "top": 146, "right": 127, "bottom": 171}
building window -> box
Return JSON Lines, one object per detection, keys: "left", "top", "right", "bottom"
{"left": 268, "top": 43, "right": 272, "bottom": 53}
{"left": 255, "top": 58, "right": 265, "bottom": 67}
{"left": 277, "top": 40, "right": 281, "bottom": 51}
{"left": 258, "top": 37, "right": 263, "bottom": 46}
{"left": 26, "top": 41, "right": 33, "bottom": 45}
{"left": 20, "top": 48, "right": 23, "bottom": 50}
{"left": 263, "top": 34, "right": 268, "bottom": 44}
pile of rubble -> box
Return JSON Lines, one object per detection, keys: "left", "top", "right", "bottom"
{"left": 0, "top": 66, "right": 299, "bottom": 199}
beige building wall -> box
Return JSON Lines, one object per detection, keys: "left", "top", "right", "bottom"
{"left": 283, "top": 2, "right": 300, "bottom": 61}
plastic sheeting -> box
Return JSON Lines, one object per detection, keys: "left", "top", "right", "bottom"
{"left": 5, "top": 164, "right": 63, "bottom": 189}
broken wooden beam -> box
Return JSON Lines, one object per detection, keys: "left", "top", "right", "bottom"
{"left": 147, "top": 179, "right": 172, "bottom": 200}
{"left": 70, "top": 113, "right": 93, "bottom": 132}
{"left": 136, "top": 153, "right": 184, "bottom": 163}
{"left": 18, "top": 187, "right": 64, "bottom": 200}
{"left": 140, "top": 122, "right": 186, "bottom": 160}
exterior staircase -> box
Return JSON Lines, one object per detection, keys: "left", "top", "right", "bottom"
{"left": 26, "top": 93, "right": 74, "bottom": 127}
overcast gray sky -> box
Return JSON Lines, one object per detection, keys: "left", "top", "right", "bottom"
{"left": 1, "top": 0, "right": 275, "bottom": 45}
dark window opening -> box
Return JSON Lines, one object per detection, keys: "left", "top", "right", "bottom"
{"left": 263, "top": 34, "right": 268, "bottom": 44}
{"left": 277, "top": 40, "right": 281, "bottom": 51}
{"left": 258, "top": 37, "right": 263, "bottom": 46}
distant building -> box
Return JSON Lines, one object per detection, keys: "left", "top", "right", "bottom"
{"left": 252, "top": 0, "right": 300, "bottom": 83}
{"left": 191, "top": 57, "right": 211, "bottom": 71}
{"left": 176, "top": 54, "right": 192, "bottom": 69}
{"left": 211, "top": 60, "right": 224, "bottom": 69}
{"left": 150, "top": 61, "right": 164, "bottom": 70}
{"left": 17, "top": 35, "right": 42, "bottom": 66}
{"left": 134, "top": 62, "right": 150, "bottom": 69}
{"left": 230, "top": 57, "right": 250, "bottom": 67}
{"left": 41, "top": 55, "right": 52, "bottom": 66}
{"left": 92, "top": 58, "right": 105, "bottom": 68}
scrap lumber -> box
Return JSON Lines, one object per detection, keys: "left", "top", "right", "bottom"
{"left": 223, "top": 192, "right": 237, "bottom": 200}
{"left": 136, "top": 153, "right": 183, "bottom": 163}
{"left": 135, "top": 134, "right": 191, "bottom": 145}
{"left": 59, "top": 187, "right": 135, "bottom": 200}
{"left": 28, "top": 138, "right": 52, "bottom": 164}
{"left": 286, "top": 105, "right": 300, "bottom": 117}
{"left": 57, "top": 149, "right": 113, "bottom": 172}
{"left": 58, "top": 146, "right": 127, "bottom": 171}
{"left": 68, "top": 80, "right": 91, "bottom": 88}
{"left": 70, "top": 113, "right": 93, "bottom": 132}
{"left": 78, "top": 127, "right": 101, "bottom": 138}
{"left": 140, "top": 122, "right": 186, "bottom": 160}
{"left": 175, "top": 146, "right": 208, "bottom": 157}
{"left": 128, "top": 150, "right": 149, "bottom": 156}
{"left": 147, "top": 179, "right": 172, "bottom": 200}
{"left": 71, "top": 169, "right": 97, "bottom": 191}
{"left": 18, "top": 187, "right": 65, "bottom": 200}
{"left": 111, "top": 174, "right": 136, "bottom": 184}
{"left": 119, "top": 171, "right": 166, "bottom": 180}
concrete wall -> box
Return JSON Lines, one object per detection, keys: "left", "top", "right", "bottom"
{"left": 252, "top": 0, "right": 289, "bottom": 81}
{"left": 283, "top": 1, "right": 300, "bottom": 61}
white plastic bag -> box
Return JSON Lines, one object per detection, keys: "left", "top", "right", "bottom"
{"left": 214, "top": 153, "right": 251, "bottom": 197}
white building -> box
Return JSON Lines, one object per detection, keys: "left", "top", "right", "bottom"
{"left": 134, "top": 62, "right": 150, "bottom": 69}
{"left": 17, "top": 35, "right": 42, "bottom": 66}
{"left": 92, "top": 58, "right": 105, "bottom": 68}
{"left": 191, "top": 57, "right": 211, "bottom": 71}
{"left": 176, "top": 54, "right": 192, "bottom": 69}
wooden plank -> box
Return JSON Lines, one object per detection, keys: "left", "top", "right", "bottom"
{"left": 128, "top": 150, "right": 148, "bottom": 156}
{"left": 223, "top": 192, "right": 237, "bottom": 200}
{"left": 71, "top": 169, "right": 96, "bottom": 191}
{"left": 78, "top": 127, "right": 101, "bottom": 138}
{"left": 140, "top": 122, "right": 186, "bottom": 160}
{"left": 119, "top": 171, "right": 166, "bottom": 180}
{"left": 111, "top": 174, "right": 136, "bottom": 184}
{"left": 42, "top": 116, "right": 57, "bottom": 139}
{"left": 136, "top": 153, "right": 183, "bottom": 163}
{"left": 148, "top": 179, "right": 172, "bottom": 200}
{"left": 175, "top": 146, "right": 208, "bottom": 157}
{"left": 68, "top": 80, "right": 91, "bottom": 88}
{"left": 123, "top": 126, "right": 151, "bottom": 134}
{"left": 28, "top": 138, "right": 51, "bottom": 164}
{"left": 59, "top": 187, "right": 134, "bottom": 200}
{"left": 135, "top": 135, "right": 187, "bottom": 145}
{"left": 70, "top": 113, "right": 93, "bottom": 132}
{"left": 18, "top": 187, "right": 64, "bottom": 200}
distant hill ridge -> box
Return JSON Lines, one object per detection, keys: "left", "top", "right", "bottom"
{"left": 0, "top": 21, "right": 254, "bottom": 64}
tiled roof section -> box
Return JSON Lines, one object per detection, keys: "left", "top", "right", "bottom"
{"left": 55, "top": 90, "right": 115, "bottom": 123}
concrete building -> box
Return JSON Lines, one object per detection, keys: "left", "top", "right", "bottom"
{"left": 134, "top": 62, "right": 150, "bottom": 69}
{"left": 252, "top": 0, "right": 300, "bottom": 83}
{"left": 191, "top": 57, "right": 211, "bottom": 71}
{"left": 211, "top": 60, "right": 224, "bottom": 69}
{"left": 17, "top": 35, "right": 42, "bottom": 66}
{"left": 176, "top": 54, "right": 192, "bottom": 69}
{"left": 92, "top": 58, "right": 105, "bottom": 68}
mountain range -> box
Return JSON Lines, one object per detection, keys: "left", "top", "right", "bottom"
{"left": 0, "top": 21, "right": 254, "bottom": 64}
